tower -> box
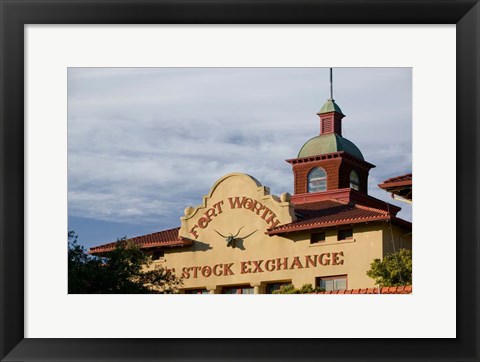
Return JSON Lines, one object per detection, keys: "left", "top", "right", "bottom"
{"left": 287, "top": 69, "right": 375, "bottom": 202}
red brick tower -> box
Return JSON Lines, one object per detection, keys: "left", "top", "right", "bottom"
{"left": 287, "top": 70, "right": 375, "bottom": 204}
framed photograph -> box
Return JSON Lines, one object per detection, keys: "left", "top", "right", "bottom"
{"left": 1, "top": 1, "right": 479, "bottom": 361}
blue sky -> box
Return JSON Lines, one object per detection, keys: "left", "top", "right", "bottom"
{"left": 68, "top": 68, "right": 412, "bottom": 249}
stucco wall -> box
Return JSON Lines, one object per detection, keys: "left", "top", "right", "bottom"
{"left": 150, "top": 223, "right": 390, "bottom": 293}
{"left": 382, "top": 224, "right": 413, "bottom": 255}
{"left": 147, "top": 173, "right": 411, "bottom": 293}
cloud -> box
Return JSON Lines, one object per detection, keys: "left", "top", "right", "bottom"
{"left": 68, "top": 68, "right": 412, "bottom": 228}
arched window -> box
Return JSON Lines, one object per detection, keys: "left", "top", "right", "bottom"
{"left": 350, "top": 170, "right": 360, "bottom": 190}
{"left": 308, "top": 167, "right": 327, "bottom": 193}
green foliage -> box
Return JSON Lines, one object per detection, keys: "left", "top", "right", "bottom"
{"left": 272, "top": 283, "right": 325, "bottom": 294}
{"left": 68, "top": 231, "right": 183, "bottom": 294}
{"left": 366, "top": 248, "right": 412, "bottom": 287}
{"left": 272, "top": 284, "right": 296, "bottom": 294}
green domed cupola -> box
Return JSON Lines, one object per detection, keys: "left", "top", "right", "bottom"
{"left": 298, "top": 134, "right": 364, "bottom": 160}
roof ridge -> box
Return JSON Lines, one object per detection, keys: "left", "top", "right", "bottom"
{"left": 129, "top": 227, "right": 180, "bottom": 241}
{"left": 382, "top": 173, "right": 412, "bottom": 183}
{"left": 354, "top": 203, "right": 389, "bottom": 215}
{"left": 293, "top": 198, "right": 345, "bottom": 208}
{"left": 267, "top": 214, "right": 391, "bottom": 235}
{"left": 328, "top": 197, "right": 348, "bottom": 205}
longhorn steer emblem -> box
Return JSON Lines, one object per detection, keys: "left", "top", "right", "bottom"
{"left": 214, "top": 226, "right": 258, "bottom": 248}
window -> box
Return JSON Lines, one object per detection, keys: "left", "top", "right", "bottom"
{"left": 338, "top": 228, "right": 353, "bottom": 241}
{"left": 316, "top": 275, "right": 347, "bottom": 291}
{"left": 350, "top": 170, "right": 360, "bottom": 190}
{"left": 310, "top": 232, "right": 326, "bottom": 244}
{"left": 308, "top": 167, "right": 327, "bottom": 193}
{"left": 222, "top": 285, "right": 254, "bottom": 294}
{"left": 185, "top": 289, "right": 209, "bottom": 294}
{"left": 152, "top": 250, "right": 164, "bottom": 260}
{"left": 266, "top": 282, "right": 291, "bottom": 294}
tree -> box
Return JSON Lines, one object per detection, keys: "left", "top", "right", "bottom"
{"left": 272, "top": 283, "right": 324, "bottom": 294}
{"left": 366, "top": 248, "right": 412, "bottom": 286}
{"left": 68, "top": 231, "right": 183, "bottom": 293}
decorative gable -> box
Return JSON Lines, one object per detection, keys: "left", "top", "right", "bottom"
{"left": 179, "top": 173, "right": 295, "bottom": 247}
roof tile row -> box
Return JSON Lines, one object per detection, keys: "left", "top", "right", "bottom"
{"left": 313, "top": 285, "right": 412, "bottom": 294}
{"left": 89, "top": 227, "right": 183, "bottom": 254}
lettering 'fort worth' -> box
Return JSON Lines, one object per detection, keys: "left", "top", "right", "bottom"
{"left": 189, "top": 196, "right": 281, "bottom": 239}
{"left": 180, "top": 253, "right": 344, "bottom": 279}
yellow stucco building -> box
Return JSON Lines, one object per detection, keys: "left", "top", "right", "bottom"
{"left": 90, "top": 91, "right": 412, "bottom": 294}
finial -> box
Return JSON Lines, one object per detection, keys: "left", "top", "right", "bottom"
{"left": 330, "top": 68, "right": 333, "bottom": 100}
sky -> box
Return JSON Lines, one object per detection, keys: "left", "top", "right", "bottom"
{"left": 68, "top": 68, "right": 412, "bottom": 249}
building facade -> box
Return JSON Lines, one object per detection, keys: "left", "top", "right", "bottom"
{"left": 90, "top": 93, "right": 412, "bottom": 294}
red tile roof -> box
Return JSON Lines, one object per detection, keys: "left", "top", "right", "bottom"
{"left": 378, "top": 173, "right": 412, "bottom": 189}
{"left": 90, "top": 194, "right": 411, "bottom": 252}
{"left": 267, "top": 199, "right": 411, "bottom": 235}
{"left": 89, "top": 227, "right": 192, "bottom": 254}
{"left": 381, "top": 173, "right": 412, "bottom": 184}
{"left": 312, "top": 285, "right": 412, "bottom": 294}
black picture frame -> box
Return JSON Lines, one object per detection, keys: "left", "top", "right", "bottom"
{"left": 1, "top": 1, "right": 479, "bottom": 361}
